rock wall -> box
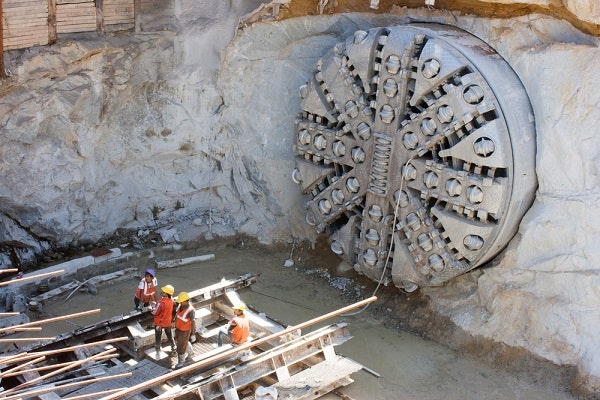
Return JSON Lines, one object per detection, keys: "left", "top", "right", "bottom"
{"left": 1, "top": 0, "right": 599, "bottom": 396}
{"left": 219, "top": 10, "right": 600, "bottom": 392}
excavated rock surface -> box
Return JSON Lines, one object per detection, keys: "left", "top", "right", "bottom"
{"left": 1, "top": 1, "right": 600, "bottom": 397}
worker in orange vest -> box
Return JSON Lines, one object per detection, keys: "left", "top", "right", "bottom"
{"left": 151, "top": 284, "right": 176, "bottom": 358}
{"left": 217, "top": 304, "right": 250, "bottom": 347}
{"left": 174, "top": 292, "right": 196, "bottom": 368}
{"left": 134, "top": 268, "right": 157, "bottom": 310}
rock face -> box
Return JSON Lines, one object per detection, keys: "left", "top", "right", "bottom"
{"left": 1, "top": 0, "right": 600, "bottom": 397}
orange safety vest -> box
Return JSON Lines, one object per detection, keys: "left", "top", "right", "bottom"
{"left": 230, "top": 314, "right": 249, "bottom": 344}
{"left": 175, "top": 304, "right": 194, "bottom": 332}
{"left": 135, "top": 277, "right": 157, "bottom": 303}
{"left": 153, "top": 297, "right": 174, "bottom": 328}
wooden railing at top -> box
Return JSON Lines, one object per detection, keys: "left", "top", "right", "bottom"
{"left": 0, "top": 0, "right": 144, "bottom": 78}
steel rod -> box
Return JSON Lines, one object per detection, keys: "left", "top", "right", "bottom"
{"left": 6, "top": 327, "right": 43, "bottom": 332}
{"left": 0, "top": 355, "right": 45, "bottom": 379}
{"left": 0, "top": 337, "right": 55, "bottom": 342}
{"left": 0, "top": 354, "right": 115, "bottom": 378}
{"left": 0, "top": 336, "right": 127, "bottom": 365}
{"left": 0, "top": 308, "right": 101, "bottom": 333}
{"left": 1, "top": 348, "right": 117, "bottom": 396}
{"left": 0, "top": 269, "right": 65, "bottom": 287}
{"left": 2, "top": 374, "right": 131, "bottom": 400}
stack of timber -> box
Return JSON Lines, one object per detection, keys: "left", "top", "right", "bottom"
{"left": 57, "top": 0, "right": 96, "bottom": 34}
{"left": 1, "top": 0, "right": 138, "bottom": 50}
{"left": 103, "top": 0, "right": 134, "bottom": 26}
{"left": 2, "top": 0, "right": 49, "bottom": 50}
{"left": 0, "top": 272, "right": 375, "bottom": 399}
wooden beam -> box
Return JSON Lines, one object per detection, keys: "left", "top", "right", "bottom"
{"left": 133, "top": 0, "right": 140, "bottom": 32}
{"left": 95, "top": 0, "right": 104, "bottom": 32}
{"left": 0, "top": 0, "right": 4, "bottom": 79}
{"left": 100, "top": 296, "right": 378, "bottom": 400}
{"left": 48, "top": 0, "right": 57, "bottom": 44}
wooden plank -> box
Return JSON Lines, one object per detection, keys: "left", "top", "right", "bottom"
{"left": 56, "top": 21, "right": 96, "bottom": 28}
{"left": 3, "top": 27, "right": 47, "bottom": 38}
{"left": 104, "top": 15, "right": 133, "bottom": 21}
{"left": 272, "top": 356, "right": 362, "bottom": 400}
{"left": 4, "top": 40, "right": 47, "bottom": 51}
{"left": 57, "top": 11, "right": 95, "bottom": 18}
{"left": 104, "top": 8, "right": 133, "bottom": 15}
{"left": 3, "top": 4, "right": 46, "bottom": 12}
{"left": 105, "top": 0, "right": 133, "bottom": 4}
{"left": 3, "top": 0, "right": 44, "bottom": 5}
{"left": 3, "top": 28, "right": 48, "bottom": 39}
{"left": 57, "top": 25, "right": 95, "bottom": 33}
{"left": 104, "top": 17, "right": 133, "bottom": 24}
{"left": 3, "top": 11, "right": 47, "bottom": 18}
{"left": 57, "top": 10, "right": 95, "bottom": 16}
{"left": 3, "top": 19, "right": 47, "bottom": 28}
{"left": 0, "top": 0, "right": 4, "bottom": 80}
{"left": 56, "top": 19, "right": 95, "bottom": 25}
{"left": 133, "top": 0, "right": 140, "bottom": 32}
{"left": 3, "top": 37, "right": 48, "bottom": 46}
{"left": 104, "top": 17, "right": 133, "bottom": 23}
{"left": 57, "top": 6, "right": 94, "bottom": 12}
{"left": 4, "top": 0, "right": 45, "bottom": 3}
{"left": 3, "top": 34, "right": 47, "bottom": 44}
{"left": 104, "top": 6, "right": 133, "bottom": 13}
{"left": 57, "top": 2, "right": 94, "bottom": 8}
{"left": 4, "top": 1, "right": 46, "bottom": 8}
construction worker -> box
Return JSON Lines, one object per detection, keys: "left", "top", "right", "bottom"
{"left": 134, "top": 268, "right": 157, "bottom": 310}
{"left": 217, "top": 304, "right": 249, "bottom": 347}
{"left": 151, "top": 284, "right": 176, "bottom": 357}
{"left": 174, "top": 292, "right": 196, "bottom": 368}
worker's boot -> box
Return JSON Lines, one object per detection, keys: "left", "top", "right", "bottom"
{"left": 155, "top": 345, "right": 161, "bottom": 359}
{"left": 174, "top": 354, "right": 187, "bottom": 369}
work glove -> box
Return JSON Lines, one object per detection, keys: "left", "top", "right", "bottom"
{"left": 189, "top": 334, "right": 197, "bottom": 343}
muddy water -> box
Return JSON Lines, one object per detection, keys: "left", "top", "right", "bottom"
{"left": 35, "top": 244, "right": 578, "bottom": 400}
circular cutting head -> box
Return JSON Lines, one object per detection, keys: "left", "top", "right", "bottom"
{"left": 292, "top": 23, "right": 537, "bottom": 291}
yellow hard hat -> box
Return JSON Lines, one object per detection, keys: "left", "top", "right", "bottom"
{"left": 161, "top": 285, "right": 174, "bottom": 295}
{"left": 232, "top": 304, "right": 245, "bottom": 312}
{"left": 177, "top": 292, "right": 190, "bottom": 303}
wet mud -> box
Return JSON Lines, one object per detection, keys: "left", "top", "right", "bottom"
{"left": 21, "top": 237, "right": 583, "bottom": 399}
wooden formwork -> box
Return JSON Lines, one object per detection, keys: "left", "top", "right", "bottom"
{"left": 1, "top": 0, "right": 137, "bottom": 51}
{"left": 56, "top": 0, "right": 96, "bottom": 34}
{"left": 2, "top": 0, "right": 49, "bottom": 50}
{"left": 103, "top": 0, "right": 134, "bottom": 26}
